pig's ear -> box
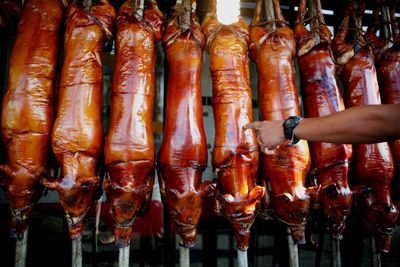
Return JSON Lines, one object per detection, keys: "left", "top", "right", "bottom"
{"left": 275, "top": 192, "right": 293, "bottom": 202}
{"left": 200, "top": 180, "right": 216, "bottom": 198}
{"left": 42, "top": 177, "right": 61, "bottom": 190}
{"left": 249, "top": 186, "right": 265, "bottom": 201}
{"left": 307, "top": 185, "right": 320, "bottom": 196}
{"left": 166, "top": 188, "right": 182, "bottom": 200}
{"left": 219, "top": 194, "right": 235, "bottom": 204}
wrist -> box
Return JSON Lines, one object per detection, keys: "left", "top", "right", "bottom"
{"left": 282, "top": 116, "right": 303, "bottom": 146}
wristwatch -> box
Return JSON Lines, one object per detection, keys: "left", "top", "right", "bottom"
{"left": 282, "top": 116, "right": 303, "bottom": 146}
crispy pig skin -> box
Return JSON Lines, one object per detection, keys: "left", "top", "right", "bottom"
{"left": 158, "top": 1, "right": 214, "bottom": 249}
{"left": 104, "top": 0, "right": 163, "bottom": 248}
{"left": 249, "top": 0, "right": 311, "bottom": 244}
{"left": 1, "top": 0, "right": 64, "bottom": 238}
{"left": 46, "top": 0, "right": 115, "bottom": 239}
{"left": 202, "top": 2, "right": 264, "bottom": 251}
{"left": 341, "top": 46, "right": 397, "bottom": 253}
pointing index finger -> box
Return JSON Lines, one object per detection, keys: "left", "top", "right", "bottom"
{"left": 244, "top": 121, "right": 263, "bottom": 130}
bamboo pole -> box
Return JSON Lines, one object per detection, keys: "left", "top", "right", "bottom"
{"left": 370, "top": 238, "right": 381, "bottom": 267}
{"left": 330, "top": 238, "right": 341, "bottom": 267}
{"left": 307, "top": 0, "right": 320, "bottom": 44}
{"left": 287, "top": 227, "right": 299, "bottom": 267}
{"left": 118, "top": 246, "right": 130, "bottom": 267}
{"left": 179, "top": 243, "right": 190, "bottom": 267}
{"left": 237, "top": 249, "right": 248, "bottom": 267}
{"left": 264, "top": 0, "right": 276, "bottom": 32}
{"left": 136, "top": 0, "right": 145, "bottom": 19}
{"left": 72, "top": 236, "right": 82, "bottom": 267}
{"left": 381, "top": 6, "right": 392, "bottom": 44}
{"left": 15, "top": 227, "right": 28, "bottom": 267}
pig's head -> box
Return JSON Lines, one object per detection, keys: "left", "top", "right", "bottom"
{"left": 357, "top": 189, "right": 399, "bottom": 253}
{"left": 319, "top": 184, "right": 353, "bottom": 240}
{"left": 0, "top": 165, "right": 45, "bottom": 239}
{"left": 165, "top": 180, "right": 215, "bottom": 248}
{"left": 217, "top": 186, "right": 265, "bottom": 251}
{"left": 44, "top": 174, "right": 99, "bottom": 239}
{"left": 104, "top": 162, "right": 155, "bottom": 248}
{"left": 272, "top": 188, "right": 315, "bottom": 244}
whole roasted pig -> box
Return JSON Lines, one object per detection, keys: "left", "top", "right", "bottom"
{"left": 44, "top": 0, "right": 116, "bottom": 239}
{"left": 333, "top": 1, "right": 398, "bottom": 252}
{"left": 295, "top": 0, "right": 353, "bottom": 239}
{"left": 0, "top": 0, "right": 64, "bottom": 238}
{"left": 104, "top": 0, "right": 163, "bottom": 248}
{"left": 375, "top": 2, "right": 400, "bottom": 218}
{"left": 158, "top": 0, "right": 214, "bottom": 248}
{"left": 249, "top": 0, "right": 311, "bottom": 243}
{"left": 202, "top": 0, "right": 265, "bottom": 251}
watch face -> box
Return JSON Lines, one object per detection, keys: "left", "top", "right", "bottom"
{"left": 283, "top": 116, "right": 302, "bottom": 142}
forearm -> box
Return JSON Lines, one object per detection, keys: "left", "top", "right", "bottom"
{"left": 295, "top": 104, "right": 400, "bottom": 144}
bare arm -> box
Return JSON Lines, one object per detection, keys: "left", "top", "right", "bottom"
{"left": 245, "top": 104, "right": 400, "bottom": 151}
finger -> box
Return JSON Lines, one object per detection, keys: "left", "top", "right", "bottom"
{"left": 244, "top": 121, "right": 263, "bottom": 130}
{"left": 262, "top": 147, "right": 274, "bottom": 155}
{"left": 257, "top": 135, "right": 262, "bottom": 146}
{"left": 282, "top": 139, "right": 292, "bottom": 146}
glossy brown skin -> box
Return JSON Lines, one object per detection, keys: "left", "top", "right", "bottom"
{"left": 341, "top": 46, "right": 397, "bottom": 253}
{"left": 158, "top": 1, "right": 214, "bottom": 248}
{"left": 296, "top": 0, "right": 353, "bottom": 240}
{"left": 376, "top": 43, "right": 400, "bottom": 216}
{"left": 0, "top": 0, "right": 64, "bottom": 239}
{"left": 45, "top": 0, "right": 116, "bottom": 239}
{"left": 202, "top": 0, "right": 264, "bottom": 251}
{"left": 249, "top": 0, "right": 311, "bottom": 244}
{"left": 103, "top": 0, "right": 163, "bottom": 248}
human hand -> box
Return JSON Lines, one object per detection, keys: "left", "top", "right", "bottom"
{"left": 244, "top": 120, "right": 289, "bottom": 153}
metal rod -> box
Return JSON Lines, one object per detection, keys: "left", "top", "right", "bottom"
{"left": 15, "top": 227, "right": 28, "bottom": 267}
{"left": 330, "top": 238, "right": 341, "bottom": 267}
{"left": 370, "top": 237, "right": 381, "bottom": 267}
{"left": 72, "top": 236, "right": 82, "bottom": 267}
{"left": 119, "top": 246, "right": 130, "bottom": 267}
{"left": 237, "top": 249, "right": 248, "bottom": 267}
{"left": 287, "top": 227, "right": 299, "bottom": 267}
{"left": 179, "top": 243, "right": 190, "bottom": 267}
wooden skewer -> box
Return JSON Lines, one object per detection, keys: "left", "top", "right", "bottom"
{"left": 118, "top": 246, "right": 130, "bottom": 267}
{"left": 381, "top": 5, "right": 392, "bottom": 44}
{"left": 179, "top": 242, "right": 190, "bottom": 267}
{"left": 370, "top": 237, "right": 382, "bottom": 267}
{"left": 136, "top": 0, "right": 145, "bottom": 19}
{"left": 15, "top": 227, "right": 28, "bottom": 267}
{"left": 72, "top": 236, "right": 82, "bottom": 267}
{"left": 287, "top": 227, "right": 299, "bottom": 267}
{"left": 330, "top": 238, "right": 341, "bottom": 267}
{"left": 237, "top": 249, "right": 248, "bottom": 267}
{"left": 264, "top": 0, "right": 276, "bottom": 32}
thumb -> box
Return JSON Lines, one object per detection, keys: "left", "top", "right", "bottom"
{"left": 244, "top": 121, "right": 263, "bottom": 130}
